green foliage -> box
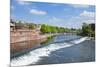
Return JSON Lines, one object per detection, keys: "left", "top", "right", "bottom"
{"left": 82, "top": 23, "right": 92, "bottom": 36}
{"left": 27, "top": 23, "right": 35, "bottom": 30}
{"left": 78, "top": 23, "right": 95, "bottom": 37}
{"left": 23, "top": 23, "right": 36, "bottom": 30}
{"left": 41, "top": 36, "right": 54, "bottom": 45}
{"left": 76, "top": 29, "right": 82, "bottom": 35}
{"left": 40, "top": 24, "right": 69, "bottom": 33}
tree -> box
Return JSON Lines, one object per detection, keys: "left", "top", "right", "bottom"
{"left": 40, "top": 24, "right": 47, "bottom": 33}
{"left": 79, "top": 23, "right": 95, "bottom": 37}
{"left": 28, "top": 23, "right": 35, "bottom": 30}
{"left": 40, "top": 24, "right": 70, "bottom": 33}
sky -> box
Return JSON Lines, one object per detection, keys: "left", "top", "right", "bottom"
{"left": 11, "top": 0, "right": 95, "bottom": 29}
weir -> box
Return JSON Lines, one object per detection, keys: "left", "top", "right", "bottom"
{"left": 11, "top": 37, "right": 88, "bottom": 66}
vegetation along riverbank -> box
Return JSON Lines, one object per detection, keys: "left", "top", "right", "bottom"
{"left": 10, "top": 19, "right": 95, "bottom": 54}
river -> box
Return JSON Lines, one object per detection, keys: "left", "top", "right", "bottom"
{"left": 11, "top": 33, "right": 95, "bottom": 66}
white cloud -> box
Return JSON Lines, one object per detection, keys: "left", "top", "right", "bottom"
{"left": 51, "top": 17, "right": 63, "bottom": 22}
{"left": 30, "top": 9, "right": 47, "bottom": 15}
{"left": 80, "top": 11, "right": 95, "bottom": 18}
{"left": 74, "top": 11, "right": 95, "bottom": 23}
{"left": 47, "top": 16, "right": 65, "bottom": 27}
{"left": 82, "top": 19, "right": 95, "bottom": 24}
{"left": 66, "top": 11, "right": 95, "bottom": 28}
{"left": 16, "top": 0, "right": 30, "bottom": 5}
{"left": 70, "top": 4, "right": 90, "bottom": 8}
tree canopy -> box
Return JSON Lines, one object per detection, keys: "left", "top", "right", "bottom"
{"left": 40, "top": 24, "right": 70, "bottom": 33}
{"left": 77, "top": 23, "right": 95, "bottom": 37}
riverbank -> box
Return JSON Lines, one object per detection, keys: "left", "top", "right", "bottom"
{"left": 11, "top": 34, "right": 95, "bottom": 66}
{"left": 11, "top": 30, "right": 45, "bottom": 43}
{"left": 10, "top": 30, "right": 56, "bottom": 54}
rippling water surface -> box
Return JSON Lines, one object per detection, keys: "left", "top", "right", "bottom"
{"left": 11, "top": 34, "right": 95, "bottom": 66}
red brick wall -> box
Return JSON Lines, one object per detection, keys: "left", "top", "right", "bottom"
{"left": 10, "top": 30, "right": 41, "bottom": 43}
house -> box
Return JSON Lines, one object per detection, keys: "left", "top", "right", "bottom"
{"left": 10, "top": 22, "right": 15, "bottom": 31}
{"left": 10, "top": 20, "right": 26, "bottom": 31}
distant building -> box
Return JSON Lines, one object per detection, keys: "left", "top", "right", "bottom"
{"left": 35, "top": 24, "right": 41, "bottom": 31}
{"left": 10, "top": 23, "right": 15, "bottom": 31}
{"left": 10, "top": 19, "right": 42, "bottom": 32}
{"left": 15, "top": 23, "right": 25, "bottom": 30}
{"left": 10, "top": 20, "right": 27, "bottom": 31}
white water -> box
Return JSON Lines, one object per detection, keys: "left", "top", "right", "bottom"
{"left": 11, "top": 37, "right": 88, "bottom": 66}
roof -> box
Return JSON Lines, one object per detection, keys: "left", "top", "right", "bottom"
{"left": 10, "top": 23, "right": 15, "bottom": 26}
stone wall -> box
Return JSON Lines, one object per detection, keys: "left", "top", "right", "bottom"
{"left": 10, "top": 30, "right": 45, "bottom": 43}
{"left": 10, "top": 30, "right": 47, "bottom": 53}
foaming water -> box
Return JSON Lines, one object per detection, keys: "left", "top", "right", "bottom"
{"left": 11, "top": 37, "right": 88, "bottom": 66}
{"left": 70, "top": 37, "right": 88, "bottom": 44}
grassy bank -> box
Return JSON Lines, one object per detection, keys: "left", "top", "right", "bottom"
{"left": 40, "top": 35, "right": 54, "bottom": 45}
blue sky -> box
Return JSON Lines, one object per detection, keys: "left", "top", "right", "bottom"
{"left": 11, "top": 0, "right": 95, "bottom": 29}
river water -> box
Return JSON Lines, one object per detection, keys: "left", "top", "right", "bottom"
{"left": 11, "top": 34, "right": 95, "bottom": 66}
